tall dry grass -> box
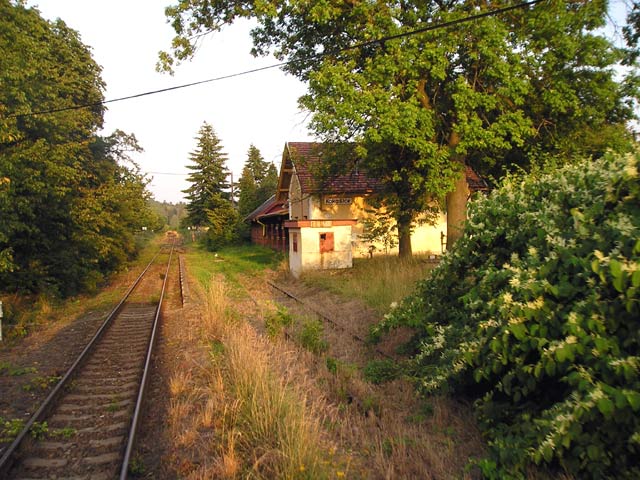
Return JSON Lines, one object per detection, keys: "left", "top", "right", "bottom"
{"left": 302, "top": 254, "right": 437, "bottom": 313}
{"left": 166, "top": 276, "right": 339, "bottom": 479}
{"left": 166, "top": 247, "right": 482, "bottom": 479}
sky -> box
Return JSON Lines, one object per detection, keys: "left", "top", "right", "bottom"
{"left": 30, "top": 0, "right": 314, "bottom": 204}
{"left": 25, "top": 1, "right": 634, "bottom": 204}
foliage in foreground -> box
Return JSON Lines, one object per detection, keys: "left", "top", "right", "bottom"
{"left": 0, "top": 3, "right": 156, "bottom": 296}
{"left": 161, "top": 0, "right": 635, "bottom": 254}
{"left": 374, "top": 152, "right": 640, "bottom": 479}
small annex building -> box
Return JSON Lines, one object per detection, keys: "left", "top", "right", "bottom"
{"left": 245, "top": 194, "right": 289, "bottom": 252}
{"left": 246, "top": 142, "right": 488, "bottom": 278}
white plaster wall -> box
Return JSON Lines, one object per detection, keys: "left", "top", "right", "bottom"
{"left": 288, "top": 228, "right": 303, "bottom": 278}
{"left": 300, "top": 225, "right": 353, "bottom": 272}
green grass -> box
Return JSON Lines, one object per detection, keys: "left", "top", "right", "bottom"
{"left": 186, "top": 243, "right": 284, "bottom": 290}
{"left": 297, "top": 317, "right": 329, "bottom": 354}
{"left": 0, "top": 362, "right": 37, "bottom": 376}
{"left": 302, "top": 254, "right": 437, "bottom": 313}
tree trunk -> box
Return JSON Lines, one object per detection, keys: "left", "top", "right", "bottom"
{"left": 446, "top": 131, "right": 469, "bottom": 250}
{"left": 446, "top": 165, "right": 469, "bottom": 250}
{"left": 397, "top": 216, "right": 413, "bottom": 258}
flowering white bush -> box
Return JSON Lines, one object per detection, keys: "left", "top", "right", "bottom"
{"left": 373, "top": 152, "right": 640, "bottom": 478}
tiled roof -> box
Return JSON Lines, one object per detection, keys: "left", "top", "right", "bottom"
{"left": 287, "top": 142, "right": 383, "bottom": 194}
{"left": 280, "top": 141, "right": 489, "bottom": 197}
{"left": 245, "top": 195, "right": 288, "bottom": 221}
{"left": 465, "top": 165, "right": 490, "bottom": 192}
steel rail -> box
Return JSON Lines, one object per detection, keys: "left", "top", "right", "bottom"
{"left": 119, "top": 241, "right": 174, "bottom": 479}
{"left": 267, "top": 280, "right": 393, "bottom": 360}
{"left": 0, "top": 251, "right": 160, "bottom": 477}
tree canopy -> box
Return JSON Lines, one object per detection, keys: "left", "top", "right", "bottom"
{"left": 161, "top": 0, "right": 636, "bottom": 255}
{"left": 237, "top": 144, "right": 278, "bottom": 219}
{"left": 1, "top": 1, "right": 156, "bottom": 296}
{"left": 182, "top": 122, "right": 231, "bottom": 227}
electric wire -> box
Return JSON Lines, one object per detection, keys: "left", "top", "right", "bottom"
{"left": 7, "top": 0, "right": 545, "bottom": 119}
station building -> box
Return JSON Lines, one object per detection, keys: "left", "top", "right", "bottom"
{"left": 246, "top": 142, "right": 487, "bottom": 277}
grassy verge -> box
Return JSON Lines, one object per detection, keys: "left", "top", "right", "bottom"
{"left": 167, "top": 269, "right": 341, "bottom": 478}
{"left": 301, "top": 254, "right": 437, "bottom": 313}
{"left": 176, "top": 244, "right": 483, "bottom": 478}
{"left": 187, "top": 243, "right": 284, "bottom": 291}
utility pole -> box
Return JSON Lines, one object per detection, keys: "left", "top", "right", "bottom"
{"left": 229, "top": 171, "right": 236, "bottom": 207}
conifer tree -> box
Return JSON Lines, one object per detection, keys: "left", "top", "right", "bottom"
{"left": 182, "top": 122, "right": 231, "bottom": 227}
{"left": 237, "top": 144, "right": 278, "bottom": 218}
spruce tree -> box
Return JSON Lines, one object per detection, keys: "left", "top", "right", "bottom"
{"left": 182, "top": 122, "right": 230, "bottom": 227}
{"left": 237, "top": 144, "right": 278, "bottom": 218}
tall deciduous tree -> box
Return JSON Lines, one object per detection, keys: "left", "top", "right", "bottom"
{"left": 182, "top": 122, "right": 231, "bottom": 227}
{"left": 0, "top": 1, "right": 155, "bottom": 295}
{"left": 161, "top": 0, "right": 634, "bottom": 255}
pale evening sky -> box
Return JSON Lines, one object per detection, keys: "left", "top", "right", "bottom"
{"left": 30, "top": 0, "right": 314, "bottom": 204}
{"left": 27, "top": 1, "right": 633, "bottom": 203}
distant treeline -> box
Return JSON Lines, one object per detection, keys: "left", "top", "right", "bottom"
{"left": 149, "top": 200, "right": 188, "bottom": 230}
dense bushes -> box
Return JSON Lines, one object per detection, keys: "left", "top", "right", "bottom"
{"left": 373, "top": 152, "right": 639, "bottom": 478}
{"left": 1, "top": 4, "right": 156, "bottom": 296}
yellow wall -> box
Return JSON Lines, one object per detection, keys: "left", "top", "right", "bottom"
{"left": 310, "top": 195, "right": 367, "bottom": 220}
{"left": 306, "top": 193, "right": 446, "bottom": 257}
{"left": 287, "top": 178, "right": 446, "bottom": 276}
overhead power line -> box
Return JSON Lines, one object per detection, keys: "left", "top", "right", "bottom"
{"left": 8, "top": 0, "right": 545, "bottom": 119}
{"left": 146, "top": 171, "right": 189, "bottom": 176}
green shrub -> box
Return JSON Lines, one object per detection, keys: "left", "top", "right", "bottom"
{"left": 264, "top": 305, "right": 293, "bottom": 339}
{"left": 0, "top": 417, "right": 25, "bottom": 442}
{"left": 363, "top": 359, "right": 401, "bottom": 384}
{"left": 374, "top": 152, "right": 640, "bottom": 479}
{"left": 326, "top": 356, "right": 339, "bottom": 374}
{"left": 297, "top": 318, "right": 328, "bottom": 354}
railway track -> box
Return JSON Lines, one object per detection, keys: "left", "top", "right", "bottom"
{"left": 0, "top": 243, "right": 175, "bottom": 480}
{"left": 267, "top": 280, "right": 393, "bottom": 360}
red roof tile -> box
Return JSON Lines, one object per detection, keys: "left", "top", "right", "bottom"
{"left": 287, "top": 142, "right": 383, "bottom": 194}
{"left": 245, "top": 195, "right": 288, "bottom": 221}
{"left": 279, "top": 142, "right": 489, "bottom": 197}
{"left": 465, "top": 165, "right": 489, "bottom": 192}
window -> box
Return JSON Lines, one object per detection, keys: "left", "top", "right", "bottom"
{"left": 319, "top": 232, "right": 334, "bottom": 253}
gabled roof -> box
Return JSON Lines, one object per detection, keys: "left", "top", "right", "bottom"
{"left": 285, "top": 142, "right": 384, "bottom": 196}
{"left": 245, "top": 195, "right": 288, "bottom": 222}
{"left": 274, "top": 141, "right": 489, "bottom": 203}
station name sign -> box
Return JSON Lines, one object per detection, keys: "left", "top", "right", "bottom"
{"left": 325, "top": 197, "right": 352, "bottom": 205}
